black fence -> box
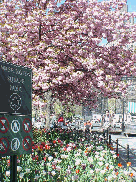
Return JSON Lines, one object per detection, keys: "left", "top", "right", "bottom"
{"left": 108, "top": 134, "right": 136, "bottom": 172}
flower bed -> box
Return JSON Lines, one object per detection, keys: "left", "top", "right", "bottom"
{"left": 1, "top": 128, "right": 135, "bottom": 182}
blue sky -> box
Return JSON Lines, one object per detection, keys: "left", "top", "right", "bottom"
{"left": 127, "top": 0, "right": 136, "bottom": 12}
{"left": 57, "top": 0, "right": 136, "bottom": 46}
{"left": 58, "top": 0, "right": 136, "bottom": 12}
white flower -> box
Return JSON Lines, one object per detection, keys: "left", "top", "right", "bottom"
{"left": 113, "top": 154, "right": 117, "bottom": 159}
{"left": 110, "top": 151, "right": 115, "bottom": 155}
{"left": 42, "top": 170, "right": 46, "bottom": 175}
{"left": 102, "top": 150, "right": 107, "bottom": 153}
{"left": 95, "top": 168, "right": 100, "bottom": 173}
{"left": 47, "top": 163, "right": 51, "bottom": 166}
{"left": 17, "top": 159, "right": 20, "bottom": 163}
{"left": 105, "top": 163, "right": 109, "bottom": 167}
{"left": 90, "top": 170, "right": 94, "bottom": 174}
{"left": 54, "top": 152, "right": 58, "bottom": 156}
{"left": 64, "top": 155, "right": 68, "bottom": 159}
{"left": 109, "top": 165, "right": 114, "bottom": 170}
{"left": 51, "top": 171, "right": 56, "bottom": 176}
{"left": 19, "top": 173, "right": 24, "bottom": 179}
{"left": 26, "top": 168, "right": 31, "bottom": 173}
{"left": 41, "top": 162, "right": 44, "bottom": 166}
{"left": 52, "top": 160, "right": 57, "bottom": 165}
{"left": 97, "top": 146, "right": 103, "bottom": 150}
{"left": 86, "top": 146, "right": 92, "bottom": 151}
{"left": 66, "top": 147, "right": 72, "bottom": 152}
{"left": 61, "top": 154, "right": 66, "bottom": 159}
{"left": 98, "top": 162, "right": 103, "bottom": 166}
{"left": 57, "top": 159, "right": 62, "bottom": 163}
{"left": 69, "top": 143, "right": 73, "bottom": 147}
{"left": 35, "top": 175, "right": 40, "bottom": 180}
{"left": 108, "top": 176, "right": 113, "bottom": 180}
{"left": 45, "top": 153, "right": 49, "bottom": 157}
{"left": 5, "top": 171, "right": 10, "bottom": 177}
{"left": 78, "top": 149, "right": 82, "bottom": 153}
{"left": 72, "top": 175, "right": 78, "bottom": 181}
{"left": 100, "top": 154, "right": 105, "bottom": 157}
{"left": 112, "top": 175, "right": 117, "bottom": 179}
{"left": 61, "top": 154, "right": 68, "bottom": 159}
{"left": 17, "top": 166, "right": 22, "bottom": 172}
{"left": 75, "top": 159, "right": 81, "bottom": 165}
{"left": 74, "top": 152, "right": 81, "bottom": 157}
{"left": 95, "top": 151, "right": 100, "bottom": 155}
{"left": 95, "top": 155, "right": 99, "bottom": 159}
{"left": 100, "top": 169, "right": 106, "bottom": 174}
{"left": 68, "top": 165, "right": 71, "bottom": 169}
{"left": 56, "top": 166, "right": 61, "bottom": 171}
{"left": 99, "top": 157, "right": 104, "bottom": 161}
{"left": 124, "top": 170, "right": 130, "bottom": 175}
{"left": 66, "top": 169, "right": 71, "bottom": 174}
{"left": 90, "top": 145, "right": 94, "bottom": 149}
{"left": 48, "top": 156, "right": 53, "bottom": 161}
{"left": 88, "top": 157, "right": 93, "bottom": 163}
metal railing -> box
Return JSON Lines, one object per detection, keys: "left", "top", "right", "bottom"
{"left": 108, "top": 135, "right": 136, "bottom": 172}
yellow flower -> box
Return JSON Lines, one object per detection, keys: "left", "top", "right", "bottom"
{"left": 38, "top": 146, "right": 43, "bottom": 151}
{"left": 127, "top": 162, "right": 131, "bottom": 166}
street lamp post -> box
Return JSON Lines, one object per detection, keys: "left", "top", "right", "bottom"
{"left": 122, "top": 98, "right": 125, "bottom": 132}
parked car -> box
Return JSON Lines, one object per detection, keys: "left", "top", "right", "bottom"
{"left": 114, "top": 122, "right": 122, "bottom": 129}
{"left": 33, "top": 120, "right": 45, "bottom": 129}
{"left": 124, "top": 124, "right": 136, "bottom": 136}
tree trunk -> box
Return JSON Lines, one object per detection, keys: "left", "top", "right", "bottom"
{"left": 45, "top": 91, "right": 52, "bottom": 129}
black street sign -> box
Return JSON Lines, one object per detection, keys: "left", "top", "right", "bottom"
{"left": 0, "top": 114, "right": 33, "bottom": 156}
{"left": 0, "top": 60, "right": 32, "bottom": 115}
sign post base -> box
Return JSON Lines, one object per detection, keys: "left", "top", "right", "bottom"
{"left": 10, "top": 155, "right": 17, "bottom": 182}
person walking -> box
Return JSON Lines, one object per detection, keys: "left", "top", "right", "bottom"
{"left": 84, "top": 120, "right": 92, "bottom": 139}
{"left": 58, "top": 114, "right": 64, "bottom": 127}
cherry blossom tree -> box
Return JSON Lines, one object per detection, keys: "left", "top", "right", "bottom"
{"left": 0, "top": 0, "right": 136, "bottom": 111}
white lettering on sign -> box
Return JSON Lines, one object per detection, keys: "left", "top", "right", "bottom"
{"left": 1, "top": 65, "right": 30, "bottom": 77}
{"left": 11, "top": 120, "right": 20, "bottom": 133}
{"left": 7, "top": 76, "right": 25, "bottom": 84}
{"left": 10, "top": 85, "right": 22, "bottom": 92}
{"left": 0, "top": 65, "right": 14, "bottom": 73}
{"left": 11, "top": 138, "right": 20, "bottom": 151}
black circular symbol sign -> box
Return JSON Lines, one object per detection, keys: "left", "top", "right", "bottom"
{"left": 22, "top": 118, "right": 32, "bottom": 133}
{"left": 0, "top": 117, "right": 9, "bottom": 133}
{"left": 9, "top": 93, "right": 22, "bottom": 111}
{"left": 22, "top": 136, "right": 32, "bottom": 151}
{"left": 0, "top": 137, "right": 9, "bottom": 154}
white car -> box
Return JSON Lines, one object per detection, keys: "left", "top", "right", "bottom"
{"left": 103, "top": 122, "right": 110, "bottom": 130}
{"left": 113, "top": 122, "right": 122, "bottom": 129}
{"left": 33, "top": 121, "right": 45, "bottom": 129}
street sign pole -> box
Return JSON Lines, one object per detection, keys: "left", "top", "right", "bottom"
{"left": 10, "top": 155, "right": 17, "bottom": 182}
{"left": 0, "top": 61, "right": 32, "bottom": 181}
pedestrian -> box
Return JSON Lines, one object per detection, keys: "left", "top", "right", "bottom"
{"left": 84, "top": 120, "right": 92, "bottom": 139}
{"left": 58, "top": 114, "right": 64, "bottom": 127}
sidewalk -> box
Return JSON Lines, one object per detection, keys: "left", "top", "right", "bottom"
{"left": 110, "top": 134, "right": 136, "bottom": 180}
